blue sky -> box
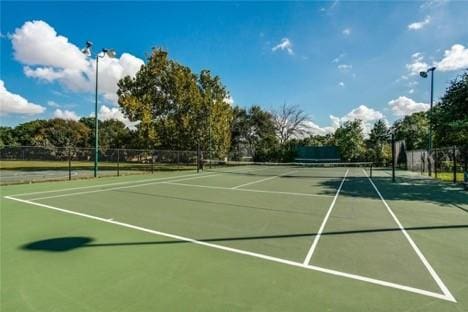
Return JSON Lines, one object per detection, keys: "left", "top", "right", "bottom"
{"left": 1, "top": 1, "right": 467, "bottom": 133}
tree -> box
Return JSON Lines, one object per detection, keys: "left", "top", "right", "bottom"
{"left": 393, "top": 112, "right": 429, "bottom": 150}
{"left": 117, "top": 49, "right": 232, "bottom": 156}
{"left": 198, "top": 70, "right": 233, "bottom": 158}
{"left": 366, "top": 120, "right": 390, "bottom": 165}
{"left": 271, "top": 103, "right": 310, "bottom": 145}
{"left": 36, "top": 119, "right": 90, "bottom": 147}
{"left": 334, "top": 120, "right": 365, "bottom": 161}
{"left": 0, "top": 127, "right": 17, "bottom": 147}
{"left": 79, "top": 117, "right": 131, "bottom": 150}
{"left": 99, "top": 119, "right": 132, "bottom": 149}
{"left": 13, "top": 120, "right": 48, "bottom": 146}
{"left": 230, "top": 106, "right": 279, "bottom": 161}
{"left": 432, "top": 71, "right": 468, "bottom": 148}
{"left": 300, "top": 134, "right": 335, "bottom": 146}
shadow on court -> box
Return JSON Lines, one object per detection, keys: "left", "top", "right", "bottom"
{"left": 319, "top": 176, "right": 468, "bottom": 210}
{"left": 21, "top": 223, "right": 468, "bottom": 252}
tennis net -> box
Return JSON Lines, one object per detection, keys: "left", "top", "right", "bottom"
{"left": 202, "top": 160, "right": 373, "bottom": 179}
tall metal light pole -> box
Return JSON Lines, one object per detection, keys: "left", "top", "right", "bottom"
{"left": 419, "top": 67, "right": 436, "bottom": 151}
{"left": 82, "top": 41, "right": 116, "bottom": 177}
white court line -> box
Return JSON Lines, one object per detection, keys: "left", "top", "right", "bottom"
{"left": 303, "top": 169, "right": 349, "bottom": 265}
{"left": 8, "top": 172, "right": 202, "bottom": 197}
{"left": 362, "top": 169, "right": 456, "bottom": 302}
{"left": 163, "top": 181, "right": 333, "bottom": 198}
{"left": 3, "top": 195, "right": 455, "bottom": 302}
{"left": 231, "top": 170, "right": 297, "bottom": 189}
{"left": 27, "top": 173, "right": 222, "bottom": 201}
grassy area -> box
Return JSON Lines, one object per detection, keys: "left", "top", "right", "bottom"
{"left": 0, "top": 160, "right": 195, "bottom": 171}
{"left": 435, "top": 172, "right": 465, "bottom": 183}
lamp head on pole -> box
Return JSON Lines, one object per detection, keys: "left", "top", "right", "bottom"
{"left": 420, "top": 67, "right": 436, "bottom": 78}
{"left": 102, "top": 48, "right": 116, "bottom": 58}
{"left": 81, "top": 41, "right": 93, "bottom": 56}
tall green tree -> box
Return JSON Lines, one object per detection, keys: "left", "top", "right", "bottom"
{"left": 117, "top": 49, "right": 232, "bottom": 156}
{"left": 198, "top": 69, "right": 232, "bottom": 158}
{"left": 334, "top": 120, "right": 365, "bottom": 161}
{"left": 393, "top": 112, "right": 429, "bottom": 150}
{"left": 300, "top": 134, "right": 335, "bottom": 146}
{"left": 432, "top": 71, "right": 468, "bottom": 148}
{"left": 230, "top": 106, "right": 279, "bottom": 161}
{"left": 12, "top": 120, "right": 48, "bottom": 146}
{"left": 366, "top": 119, "right": 391, "bottom": 165}
{"left": 0, "top": 127, "right": 17, "bottom": 147}
{"left": 36, "top": 119, "right": 91, "bottom": 147}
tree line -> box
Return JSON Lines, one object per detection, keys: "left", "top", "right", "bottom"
{"left": 1, "top": 48, "right": 466, "bottom": 164}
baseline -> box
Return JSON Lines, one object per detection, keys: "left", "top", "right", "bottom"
{"left": 4, "top": 195, "right": 455, "bottom": 302}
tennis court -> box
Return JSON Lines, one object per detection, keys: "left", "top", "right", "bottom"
{"left": 2, "top": 163, "right": 467, "bottom": 311}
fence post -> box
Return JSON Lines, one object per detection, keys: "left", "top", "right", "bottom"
{"left": 392, "top": 133, "right": 396, "bottom": 183}
{"left": 68, "top": 147, "right": 72, "bottom": 181}
{"left": 434, "top": 149, "right": 438, "bottom": 179}
{"left": 151, "top": 150, "right": 154, "bottom": 174}
{"left": 117, "top": 149, "right": 120, "bottom": 177}
{"left": 453, "top": 146, "right": 457, "bottom": 183}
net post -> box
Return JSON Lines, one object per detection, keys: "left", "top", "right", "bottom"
{"left": 392, "top": 132, "right": 396, "bottom": 183}
{"left": 68, "top": 146, "right": 71, "bottom": 181}
{"left": 453, "top": 146, "right": 457, "bottom": 183}
{"left": 370, "top": 162, "right": 373, "bottom": 178}
{"left": 117, "top": 148, "right": 120, "bottom": 177}
{"left": 151, "top": 150, "right": 155, "bottom": 174}
{"left": 196, "top": 142, "right": 200, "bottom": 173}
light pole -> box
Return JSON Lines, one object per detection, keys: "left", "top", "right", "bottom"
{"left": 419, "top": 67, "right": 436, "bottom": 151}
{"left": 82, "top": 41, "right": 116, "bottom": 177}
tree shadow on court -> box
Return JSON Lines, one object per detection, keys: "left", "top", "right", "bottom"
{"left": 22, "top": 223, "right": 468, "bottom": 252}
{"left": 318, "top": 176, "right": 468, "bottom": 212}
{"left": 112, "top": 189, "right": 324, "bottom": 218}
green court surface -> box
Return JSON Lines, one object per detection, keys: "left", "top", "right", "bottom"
{"left": 1, "top": 165, "right": 467, "bottom": 311}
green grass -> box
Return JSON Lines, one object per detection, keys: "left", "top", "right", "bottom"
{"left": 1, "top": 167, "right": 467, "bottom": 311}
{"left": 0, "top": 160, "right": 195, "bottom": 171}
{"left": 435, "top": 172, "right": 465, "bottom": 183}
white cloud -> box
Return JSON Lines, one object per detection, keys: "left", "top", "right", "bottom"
{"left": 408, "top": 16, "right": 431, "bottom": 30}
{"left": 11, "top": 20, "right": 144, "bottom": 103}
{"left": 11, "top": 20, "right": 88, "bottom": 70}
{"left": 338, "top": 82, "right": 345, "bottom": 87}
{"left": 0, "top": 80, "right": 46, "bottom": 116}
{"left": 337, "top": 64, "right": 352, "bottom": 71}
{"left": 342, "top": 28, "right": 351, "bottom": 35}
{"left": 332, "top": 105, "right": 385, "bottom": 135}
{"left": 272, "top": 38, "right": 294, "bottom": 55}
{"left": 304, "top": 105, "right": 385, "bottom": 137}
{"left": 343, "top": 105, "right": 384, "bottom": 122}
{"left": 303, "top": 120, "right": 335, "bottom": 136}
{"left": 406, "top": 52, "right": 428, "bottom": 75}
{"left": 53, "top": 108, "right": 79, "bottom": 120}
{"left": 332, "top": 53, "right": 346, "bottom": 63}
{"left": 224, "top": 95, "right": 234, "bottom": 105}
{"left": 388, "top": 96, "right": 429, "bottom": 117}
{"left": 98, "top": 105, "right": 139, "bottom": 130}
{"left": 408, "top": 89, "right": 415, "bottom": 94}
{"left": 436, "top": 44, "right": 468, "bottom": 71}
{"left": 405, "top": 44, "right": 468, "bottom": 76}
{"left": 47, "top": 100, "right": 60, "bottom": 107}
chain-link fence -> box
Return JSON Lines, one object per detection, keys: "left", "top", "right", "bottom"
{"left": 405, "top": 146, "right": 467, "bottom": 184}
{"left": 0, "top": 146, "right": 199, "bottom": 185}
